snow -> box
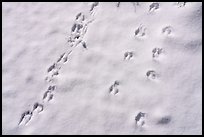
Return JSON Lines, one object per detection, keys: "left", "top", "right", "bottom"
{"left": 2, "top": 2, "right": 202, "bottom": 135}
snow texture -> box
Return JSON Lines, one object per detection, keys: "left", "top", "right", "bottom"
{"left": 2, "top": 2, "right": 202, "bottom": 135}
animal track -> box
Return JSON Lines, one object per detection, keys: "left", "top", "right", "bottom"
{"left": 63, "top": 56, "right": 68, "bottom": 63}
{"left": 47, "top": 63, "right": 56, "bottom": 73}
{"left": 71, "top": 23, "right": 83, "bottom": 33}
{"left": 57, "top": 53, "right": 66, "bottom": 63}
{"left": 90, "top": 2, "right": 99, "bottom": 12}
{"left": 152, "top": 48, "right": 163, "bottom": 59}
{"left": 19, "top": 2, "right": 99, "bottom": 127}
{"left": 33, "top": 103, "right": 43, "bottom": 113}
{"left": 146, "top": 70, "right": 158, "bottom": 80}
{"left": 18, "top": 111, "right": 33, "bottom": 126}
{"left": 134, "top": 25, "right": 146, "bottom": 38}
{"left": 68, "top": 12, "right": 88, "bottom": 47}
{"left": 149, "top": 3, "right": 159, "bottom": 12}
{"left": 157, "top": 116, "right": 171, "bottom": 125}
{"left": 43, "top": 91, "right": 54, "bottom": 102}
{"left": 109, "top": 81, "right": 120, "bottom": 95}
{"left": 18, "top": 102, "right": 44, "bottom": 126}
{"left": 124, "top": 51, "right": 134, "bottom": 60}
{"left": 135, "top": 112, "right": 146, "bottom": 127}
{"left": 82, "top": 41, "right": 87, "bottom": 49}
{"left": 75, "top": 12, "right": 85, "bottom": 22}
{"left": 176, "top": 2, "right": 186, "bottom": 8}
{"left": 162, "top": 26, "right": 173, "bottom": 35}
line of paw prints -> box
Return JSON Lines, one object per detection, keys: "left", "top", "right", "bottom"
{"left": 111, "top": 2, "right": 180, "bottom": 130}
{"left": 68, "top": 2, "right": 99, "bottom": 48}
{"left": 133, "top": 24, "right": 173, "bottom": 81}
{"left": 18, "top": 3, "right": 100, "bottom": 127}
{"left": 18, "top": 84, "right": 57, "bottom": 126}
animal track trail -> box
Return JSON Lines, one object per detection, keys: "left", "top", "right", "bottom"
{"left": 68, "top": 12, "right": 88, "bottom": 48}
{"left": 18, "top": 3, "right": 99, "bottom": 127}
{"left": 109, "top": 81, "right": 120, "bottom": 95}
{"left": 68, "top": 3, "right": 98, "bottom": 49}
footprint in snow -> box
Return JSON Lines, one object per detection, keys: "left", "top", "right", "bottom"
{"left": 18, "top": 110, "right": 33, "bottom": 126}
{"left": 146, "top": 70, "right": 158, "bottom": 80}
{"left": 149, "top": 3, "right": 159, "bottom": 12}
{"left": 33, "top": 102, "right": 43, "bottom": 113}
{"left": 135, "top": 112, "right": 146, "bottom": 127}
{"left": 134, "top": 25, "right": 146, "bottom": 38}
{"left": 124, "top": 51, "right": 134, "bottom": 60}
{"left": 109, "top": 80, "right": 120, "bottom": 95}
{"left": 162, "top": 26, "right": 173, "bottom": 36}
{"left": 152, "top": 48, "right": 163, "bottom": 59}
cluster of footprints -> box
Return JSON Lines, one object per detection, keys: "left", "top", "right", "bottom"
{"left": 112, "top": 2, "right": 187, "bottom": 128}
{"left": 19, "top": 2, "right": 186, "bottom": 128}
{"left": 18, "top": 2, "right": 99, "bottom": 127}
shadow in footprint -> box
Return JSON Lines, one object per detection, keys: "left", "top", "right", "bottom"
{"left": 157, "top": 116, "right": 171, "bottom": 125}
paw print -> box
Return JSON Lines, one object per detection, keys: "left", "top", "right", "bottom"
{"left": 109, "top": 81, "right": 120, "bottom": 95}
{"left": 135, "top": 112, "right": 146, "bottom": 127}
{"left": 146, "top": 70, "right": 158, "bottom": 80}
{"left": 134, "top": 25, "right": 146, "bottom": 38}
{"left": 162, "top": 26, "right": 173, "bottom": 35}
{"left": 124, "top": 51, "right": 134, "bottom": 60}
{"left": 149, "top": 3, "right": 159, "bottom": 12}
{"left": 152, "top": 48, "right": 163, "bottom": 59}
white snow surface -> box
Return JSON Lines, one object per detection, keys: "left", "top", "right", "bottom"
{"left": 2, "top": 2, "right": 202, "bottom": 135}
